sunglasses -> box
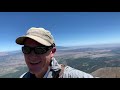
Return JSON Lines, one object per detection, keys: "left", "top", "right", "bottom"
{"left": 22, "top": 45, "right": 53, "bottom": 54}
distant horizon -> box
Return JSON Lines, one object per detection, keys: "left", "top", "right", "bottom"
{"left": 1, "top": 42, "right": 120, "bottom": 52}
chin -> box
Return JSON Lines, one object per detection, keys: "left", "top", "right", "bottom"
{"left": 29, "top": 68, "right": 42, "bottom": 74}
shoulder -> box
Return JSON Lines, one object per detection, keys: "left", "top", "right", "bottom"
{"left": 60, "top": 66, "right": 94, "bottom": 78}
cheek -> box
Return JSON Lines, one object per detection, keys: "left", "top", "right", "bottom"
{"left": 43, "top": 54, "right": 52, "bottom": 63}
{"left": 24, "top": 54, "right": 29, "bottom": 59}
{"left": 24, "top": 55, "right": 29, "bottom": 64}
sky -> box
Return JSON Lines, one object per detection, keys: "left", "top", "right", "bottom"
{"left": 0, "top": 12, "right": 120, "bottom": 52}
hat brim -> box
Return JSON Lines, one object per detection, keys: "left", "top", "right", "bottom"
{"left": 16, "top": 35, "right": 51, "bottom": 46}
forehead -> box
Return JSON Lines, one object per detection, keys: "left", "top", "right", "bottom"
{"left": 24, "top": 38, "right": 42, "bottom": 46}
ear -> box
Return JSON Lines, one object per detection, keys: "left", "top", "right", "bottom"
{"left": 50, "top": 47, "right": 56, "bottom": 57}
{"left": 51, "top": 47, "right": 56, "bottom": 53}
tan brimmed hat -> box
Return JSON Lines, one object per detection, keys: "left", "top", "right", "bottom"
{"left": 16, "top": 27, "right": 55, "bottom": 46}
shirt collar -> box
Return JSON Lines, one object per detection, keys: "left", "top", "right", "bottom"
{"left": 43, "top": 66, "right": 51, "bottom": 78}
{"left": 43, "top": 57, "right": 61, "bottom": 78}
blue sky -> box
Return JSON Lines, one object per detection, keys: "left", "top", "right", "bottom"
{"left": 0, "top": 12, "right": 120, "bottom": 52}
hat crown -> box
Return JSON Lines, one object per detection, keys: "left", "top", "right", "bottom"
{"left": 27, "top": 27, "right": 50, "bottom": 35}
{"left": 16, "top": 27, "right": 55, "bottom": 46}
{"left": 27, "top": 27, "right": 54, "bottom": 45}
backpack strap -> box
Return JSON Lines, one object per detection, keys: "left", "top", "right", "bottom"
{"left": 51, "top": 64, "right": 65, "bottom": 78}
{"left": 22, "top": 72, "right": 36, "bottom": 78}
{"left": 59, "top": 64, "right": 65, "bottom": 77}
{"left": 52, "top": 69, "right": 61, "bottom": 78}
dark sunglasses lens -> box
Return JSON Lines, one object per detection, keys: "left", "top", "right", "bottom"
{"left": 34, "top": 47, "right": 47, "bottom": 54}
{"left": 22, "top": 46, "right": 31, "bottom": 54}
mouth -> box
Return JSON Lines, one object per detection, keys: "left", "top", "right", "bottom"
{"left": 30, "top": 61, "right": 41, "bottom": 65}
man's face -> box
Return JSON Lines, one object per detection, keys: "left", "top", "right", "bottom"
{"left": 23, "top": 38, "right": 56, "bottom": 75}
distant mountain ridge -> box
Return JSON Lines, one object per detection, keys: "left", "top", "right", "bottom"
{"left": 0, "top": 52, "right": 8, "bottom": 56}
{"left": 1, "top": 43, "right": 120, "bottom": 53}
{"left": 66, "top": 43, "right": 120, "bottom": 49}
{"left": 56, "top": 46, "right": 69, "bottom": 50}
{"left": 91, "top": 67, "right": 120, "bottom": 78}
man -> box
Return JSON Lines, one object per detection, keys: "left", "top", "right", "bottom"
{"left": 16, "top": 27, "right": 94, "bottom": 78}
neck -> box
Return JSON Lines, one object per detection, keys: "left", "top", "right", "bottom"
{"left": 35, "top": 67, "right": 49, "bottom": 78}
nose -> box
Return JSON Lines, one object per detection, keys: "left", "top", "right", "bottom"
{"left": 28, "top": 51, "right": 38, "bottom": 61}
{"left": 30, "top": 50, "right": 37, "bottom": 57}
{"left": 29, "top": 50, "right": 42, "bottom": 58}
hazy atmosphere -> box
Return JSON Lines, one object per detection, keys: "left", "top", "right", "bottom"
{"left": 0, "top": 12, "right": 120, "bottom": 52}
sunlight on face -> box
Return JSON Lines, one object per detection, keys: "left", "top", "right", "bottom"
{"left": 23, "top": 38, "right": 54, "bottom": 75}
